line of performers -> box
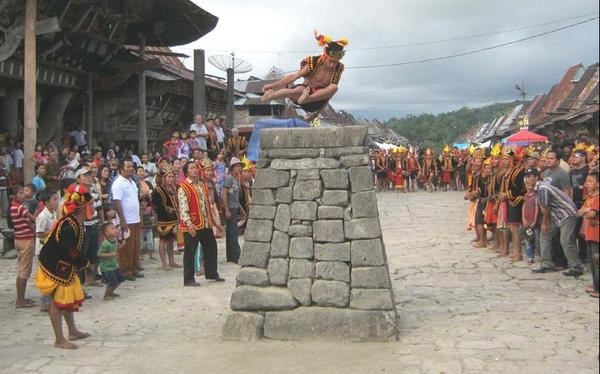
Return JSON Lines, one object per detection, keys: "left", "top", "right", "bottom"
{"left": 370, "top": 145, "right": 468, "bottom": 193}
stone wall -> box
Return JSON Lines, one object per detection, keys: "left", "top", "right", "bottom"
{"left": 222, "top": 126, "right": 398, "bottom": 341}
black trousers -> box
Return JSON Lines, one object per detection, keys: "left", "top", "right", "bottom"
{"left": 183, "top": 229, "right": 219, "bottom": 283}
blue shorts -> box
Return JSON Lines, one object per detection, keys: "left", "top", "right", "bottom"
{"left": 102, "top": 269, "right": 124, "bottom": 289}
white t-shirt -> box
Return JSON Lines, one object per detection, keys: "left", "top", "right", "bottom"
{"left": 70, "top": 130, "right": 87, "bottom": 146}
{"left": 35, "top": 207, "right": 57, "bottom": 254}
{"left": 111, "top": 175, "right": 140, "bottom": 224}
{"left": 13, "top": 149, "right": 24, "bottom": 168}
{"left": 143, "top": 162, "right": 157, "bottom": 185}
{"left": 216, "top": 127, "right": 225, "bottom": 143}
{"left": 190, "top": 123, "right": 208, "bottom": 150}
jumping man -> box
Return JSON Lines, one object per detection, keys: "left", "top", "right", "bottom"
{"left": 261, "top": 30, "right": 347, "bottom": 121}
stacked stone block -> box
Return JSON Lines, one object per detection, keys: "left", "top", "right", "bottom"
{"left": 223, "top": 126, "right": 397, "bottom": 341}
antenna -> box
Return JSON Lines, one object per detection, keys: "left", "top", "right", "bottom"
{"left": 209, "top": 53, "right": 252, "bottom": 127}
{"left": 514, "top": 81, "right": 527, "bottom": 106}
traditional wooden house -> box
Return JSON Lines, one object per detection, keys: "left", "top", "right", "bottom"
{"left": 0, "top": 0, "right": 219, "bottom": 148}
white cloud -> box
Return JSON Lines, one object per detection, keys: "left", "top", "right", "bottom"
{"left": 173, "top": 0, "right": 599, "bottom": 119}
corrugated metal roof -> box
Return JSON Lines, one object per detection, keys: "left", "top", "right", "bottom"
{"left": 558, "top": 63, "right": 598, "bottom": 111}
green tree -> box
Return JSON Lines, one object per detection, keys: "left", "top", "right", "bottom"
{"left": 385, "top": 101, "right": 520, "bottom": 149}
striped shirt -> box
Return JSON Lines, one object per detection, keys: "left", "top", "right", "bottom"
{"left": 535, "top": 181, "right": 576, "bottom": 226}
{"left": 10, "top": 201, "right": 34, "bottom": 240}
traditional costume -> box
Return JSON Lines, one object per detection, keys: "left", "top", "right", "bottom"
{"left": 289, "top": 31, "right": 347, "bottom": 114}
{"left": 35, "top": 184, "right": 91, "bottom": 311}
{"left": 177, "top": 169, "right": 221, "bottom": 283}
{"left": 151, "top": 169, "right": 179, "bottom": 241}
{"left": 225, "top": 134, "right": 248, "bottom": 159}
{"left": 407, "top": 147, "right": 420, "bottom": 191}
{"left": 484, "top": 144, "right": 502, "bottom": 227}
{"left": 392, "top": 147, "right": 408, "bottom": 190}
{"left": 440, "top": 145, "right": 455, "bottom": 187}
{"left": 420, "top": 148, "right": 438, "bottom": 191}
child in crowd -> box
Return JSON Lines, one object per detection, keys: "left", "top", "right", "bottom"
{"left": 98, "top": 222, "right": 125, "bottom": 301}
{"left": 579, "top": 172, "right": 599, "bottom": 298}
{"left": 214, "top": 150, "right": 227, "bottom": 198}
{"left": 178, "top": 131, "right": 190, "bottom": 159}
{"left": 8, "top": 185, "right": 37, "bottom": 308}
{"left": 163, "top": 132, "right": 180, "bottom": 160}
{"left": 187, "top": 130, "right": 199, "bottom": 154}
{"left": 522, "top": 172, "right": 540, "bottom": 264}
{"left": 103, "top": 204, "right": 121, "bottom": 241}
{"left": 23, "top": 183, "right": 40, "bottom": 216}
{"left": 33, "top": 143, "right": 47, "bottom": 165}
{"left": 140, "top": 197, "right": 156, "bottom": 262}
{"left": 35, "top": 189, "right": 59, "bottom": 311}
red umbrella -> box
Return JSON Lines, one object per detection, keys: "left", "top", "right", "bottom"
{"left": 504, "top": 129, "right": 548, "bottom": 145}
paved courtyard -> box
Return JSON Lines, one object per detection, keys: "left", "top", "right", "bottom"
{"left": 0, "top": 192, "right": 598, "bottom": 373}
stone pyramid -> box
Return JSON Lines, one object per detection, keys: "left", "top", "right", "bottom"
{"left": 223, "top": 126, "right": 398, "bottom": 341}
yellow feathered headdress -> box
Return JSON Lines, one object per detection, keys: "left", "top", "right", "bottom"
{"left": 314, "top": 30, "right": 348, "bottom": 60}
{"left": 241, "top": 155, "right": 253, "bottom": 172}
{"left": 490, "top": 143, "right": 502, "bottom": 157}
{"left": 573, "top": 141, "right": 589, "bottom": 152}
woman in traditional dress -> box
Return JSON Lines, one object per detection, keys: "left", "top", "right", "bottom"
{"left": 35, "top": 184, "right": 92, "bottom": 349}
{"left": 151, "top": 167, "right": 180, "bottom": 270}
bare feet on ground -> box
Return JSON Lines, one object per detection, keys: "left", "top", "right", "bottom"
{"left": 68, "top": 331, "right": 90, "bottom": 341}
{"left": 297, "top": 87, "right": 311, "bottom": 104}
{"left": 261, "top": 89, "right": 275, "bottom": 102}
{"left": 55, "top": 340, "right": 78, "bottom": 350}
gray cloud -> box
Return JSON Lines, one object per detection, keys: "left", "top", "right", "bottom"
{"left": 175, "top": 0, "right": 599, "bottom": 119}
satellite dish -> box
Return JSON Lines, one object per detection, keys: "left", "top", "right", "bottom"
{"left": 208, "top": 53, "right": 252, "bottom": 74}
{"left": 208, "top": 53, "right": 252, "bottom": 128}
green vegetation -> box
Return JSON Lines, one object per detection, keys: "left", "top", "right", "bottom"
{"left": 384, "top": 101, "right": 521, "bottom": 149}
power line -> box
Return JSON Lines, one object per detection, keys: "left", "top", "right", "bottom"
{"left": 345, "top": 16, "right": 598, "bottom": 70}
{"left": 178, "top": 12, "right": 598, "bottom": 55}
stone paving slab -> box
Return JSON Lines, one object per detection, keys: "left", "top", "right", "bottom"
{"left": 0, "top": 192, "right": 598, "bottom": 373}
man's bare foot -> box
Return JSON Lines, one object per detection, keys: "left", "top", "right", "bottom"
{"left": 297, "top": 87, "right": 311, "bottom": 104}
{"left": 68, "top": 331, "right": 90, "bottom": 340}
{"left": 511, "top": 256, "right": 523, "bottom": 263}
{"left": 472, "top": 242, "right": 486, "bottom": 248}
{"left": 304, "top": 111, "right": 318, "bottom": 122}
{"left": 585, "top": 284, "right": 595, "bottom": 293}
{"left": 261, "top": 89, "right": 276, "bottom": 102}
{"left": 161, "top": 265, "right": 173, "bottom": 271}
{"left": 55, "top": 340, "right": 78, "bottom": 349}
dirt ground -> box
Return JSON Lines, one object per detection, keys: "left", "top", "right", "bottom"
{"left": 0, "top": 191, "right": 598, "bottom": 373}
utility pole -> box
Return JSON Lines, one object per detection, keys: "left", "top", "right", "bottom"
{"left": 193, "top": 49, "right": 206, "bottom": 119}
{"left": 138, "top": 36, "right": 147, "bottom": 154}
{"left": 23, "top": 0, "right": 37, "bottom": 184}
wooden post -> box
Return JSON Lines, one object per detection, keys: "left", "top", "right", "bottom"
{"left": 138, "top": 36, "right": 147, "bottom": 154}
{"left": 193, "top": 49, "right": 206, "bottom": 119}
{"left": 23, "top": 0, "right": 36, "bottom": 184}
{"left": 226, "top": 67, "right": 234, "bottom": 128}
{"left": 86, "top": 74, "right": 93, "bottom": 148}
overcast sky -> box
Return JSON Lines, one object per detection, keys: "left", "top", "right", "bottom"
{"left": 173, "top": 0, "right": 599, "bottom": 120}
